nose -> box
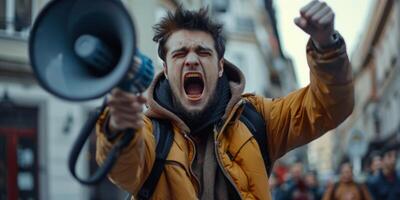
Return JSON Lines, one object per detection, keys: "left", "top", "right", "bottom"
{"left": 184, "top": 52, "right": 199, "bottom": 68}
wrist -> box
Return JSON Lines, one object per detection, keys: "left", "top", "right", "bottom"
{"left": 104, "top": 116, "right": 122, "bottom": 141}
{"left": 312, "top": 32, "right": 339, "bottom": 50}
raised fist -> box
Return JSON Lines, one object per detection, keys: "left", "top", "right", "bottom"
{"left": 294, "top": 0, "right": 336, "bottom": 48}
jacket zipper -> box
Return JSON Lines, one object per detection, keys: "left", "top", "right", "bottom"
{"left": 213, "top": 126, "right": 243, "bottom": 200}
{"left": 183, "top": 132, "right": 202, "bottom": 196}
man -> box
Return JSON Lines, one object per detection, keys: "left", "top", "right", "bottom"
{"left": 96, "top": 1, "right": 354, "bottom": 199}
{"left": 322, "top": 162, "right": 372, "bottom": 200}
{"left": 305, "top": 170, "right": 323, "bottom": 200}
{"left": 367, "top": 149, "right": 400, "bottom": 200}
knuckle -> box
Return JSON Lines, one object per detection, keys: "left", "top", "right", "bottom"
{"left": 135, "top": 107, "right": 143, "bottom": 113}
{"left": 311, "top": 15, "right": 319, "bottom": 22}
{"left": 134, "top": 102, "right": 144, "bottom": 110}
{"left": 113, "top": 116, "right": 122, "bottom": 125}
{"left": 131, "top": 101, "right": 139, "bottom": 108}
{"left": 130, "top": 103, "right": 139, "bottom": 112}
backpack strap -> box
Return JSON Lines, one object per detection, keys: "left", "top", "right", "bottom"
{"left": 239, "top": 102, "right": 272, "bottom": 176}
{"left": 135, "top": 118, "right": 174, "bottom": 200}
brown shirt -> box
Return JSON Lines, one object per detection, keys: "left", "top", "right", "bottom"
{"left": 322, "top": 181, "right": 372, "bottom": 200}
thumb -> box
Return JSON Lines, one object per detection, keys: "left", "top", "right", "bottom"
{"left": 294, "top": 17, "right": 309, "bottom": 33}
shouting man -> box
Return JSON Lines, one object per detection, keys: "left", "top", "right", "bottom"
{"left": 96, "top": 1, "right": 354, "bottom": 199}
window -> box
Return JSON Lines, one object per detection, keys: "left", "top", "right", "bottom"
{"left": 15, "top": 0, "right": 31, "bottom": 32}
{"left": 0, "top": 0, "right": 5, "bottom": 29}
{"left": 0, "top": 0, "right": 32, "bottom": 37}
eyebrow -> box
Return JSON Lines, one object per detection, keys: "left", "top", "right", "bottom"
{"left": 196, "top": 45, "right": 213, "bottom": 52}
{"left": 170, "top": 45, "right": 213, "bottom": 55}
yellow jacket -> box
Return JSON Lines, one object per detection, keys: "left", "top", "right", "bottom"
{"left": 96, "top": 38, "right": 354, "bottom": 199}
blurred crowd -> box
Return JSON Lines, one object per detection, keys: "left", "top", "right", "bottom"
{"left": 269, "top": 149, "right": 400, "bottom": 200}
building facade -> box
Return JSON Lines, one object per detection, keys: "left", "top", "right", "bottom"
{"left": 331, "top": 0, "right": 400, "bottom": 177}
{"left": 0, "top": 0, "right": 296, "bottom": 199}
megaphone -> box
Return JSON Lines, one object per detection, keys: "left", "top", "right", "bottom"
{"left": 29, "top": 0, "right": 154, "bottom": 184}
{"left": 29, "top": 0, "right": 154, "bottom": 100}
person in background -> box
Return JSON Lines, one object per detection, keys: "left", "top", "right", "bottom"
{"left": 367, "top": 149, "right": 400, "bottom": 200}
{"left": 369, "top": 154, "right": 382, "bottom": 176}
{"left": 305, "top": 170, "right": 324, "bottom": 200}
{"left": 280, "top": 162, "right": 315, "bottom": 200}
{"left": 274, "top": 160, "right": 290, "bottom": 186}
{"left": 322, "top": 162, "right": 372, "bottom": 200}
{"left": 365, "top": 153, "right": 381, "bottom": 186}
{"left": 269, "top": 173, "right": 284, "bottom": 200}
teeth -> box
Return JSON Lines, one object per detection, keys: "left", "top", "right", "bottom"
{"left": 185, "top": 73, "right": 201, "bottom": 78}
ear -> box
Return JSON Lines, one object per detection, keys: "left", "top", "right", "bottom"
{"left": 218, "top": 58, "right": 224, "bottom": 77}
{"left": 163, "top": 62, "right": 168, "bottom": 80}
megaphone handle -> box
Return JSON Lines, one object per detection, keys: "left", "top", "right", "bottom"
{"left": 68, "top": 99, "right": 136, "bottom": 185}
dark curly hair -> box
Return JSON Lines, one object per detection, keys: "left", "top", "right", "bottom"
{"left": 152, "top": 6, "right": 225, "bottom": 61}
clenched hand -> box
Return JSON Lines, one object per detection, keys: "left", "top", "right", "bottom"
{"left": 107, "top": 88, "right": 147, "bottom": 133}
{"left": 294, "top": 0, "right": 336, "bottom": 48}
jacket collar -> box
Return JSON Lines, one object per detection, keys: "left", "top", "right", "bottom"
{"left": 145, "top": 59, "right": 246, "bottom": 133}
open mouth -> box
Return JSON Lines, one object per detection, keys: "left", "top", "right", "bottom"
{"left": 183, "top": 72, "right": 204, "bottom": 100}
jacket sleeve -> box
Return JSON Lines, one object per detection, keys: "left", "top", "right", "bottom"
{"left": 95, "top": 108, "right": 156, "bottom": 194}
{"left": 251, "top": 34, "right": 354, "bottom": 162}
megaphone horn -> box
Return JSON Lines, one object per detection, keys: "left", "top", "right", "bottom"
{"left": 29, "top": 0, "right": 154, "bottom": 101}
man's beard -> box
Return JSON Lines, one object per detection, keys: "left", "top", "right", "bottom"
{"left": 171, "top": 87, "right": 218, "bottom": 123}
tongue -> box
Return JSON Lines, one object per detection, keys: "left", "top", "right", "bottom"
{"left": 186, "top": 83, "right": 203, "bottom": 96}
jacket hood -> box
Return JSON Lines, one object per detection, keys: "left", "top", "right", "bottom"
{"left": 145, "top": 59, "right": 246, "bottom": 133}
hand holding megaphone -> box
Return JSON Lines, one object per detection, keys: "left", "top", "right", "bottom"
{"left": 107, "top": 88, "right": 147, "bottom": 134}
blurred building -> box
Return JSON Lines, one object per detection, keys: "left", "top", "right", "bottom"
{"left": 330, "top": 0, "right": 400, "bottom": 177}
{"left": 0, "top": 0, "right": 296, "bottom": 199}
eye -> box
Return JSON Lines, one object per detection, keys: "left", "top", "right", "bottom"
{"left": 198, "top": 51, "right": 211, "bottom": 57}
{"left": 173, "top": 52, "right": 186, "bottom": 58}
